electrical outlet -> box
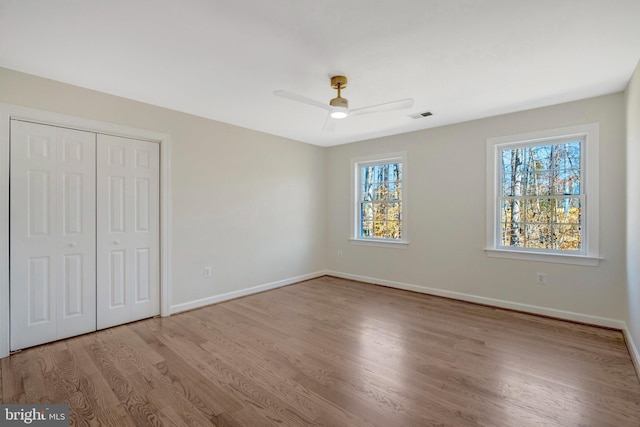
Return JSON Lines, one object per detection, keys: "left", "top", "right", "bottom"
{"left": 536, "top": 272, "right": 547, "bottom": 284}
{"left": 204, "top": 266, "right": 212, "bottom": 277}
{"left": 338, "top": 250, "right": 343, "bottom": 258}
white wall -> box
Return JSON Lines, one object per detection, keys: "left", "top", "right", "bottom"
{"left": 326, "top": 93, "right": 628, "bottom": 326}
{"left": 626, "top": 60, "right": 640, "bottom": 364}
{"left": 0, "top": 67, "right": 327, "bottom": 310}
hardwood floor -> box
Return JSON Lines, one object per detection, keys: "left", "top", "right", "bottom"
{"left": 2, "top": 276, "right": 640, "bottom": 426}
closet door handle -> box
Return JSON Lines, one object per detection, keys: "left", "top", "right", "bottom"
{"left": 69, "top": 242, "right": 77, "bottom": 247}
{"left": 113, "top": 240, "right": 121, "bottom": 245}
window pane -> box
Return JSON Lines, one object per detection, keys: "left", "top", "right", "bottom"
{"left": 500, "top": 224, "right": 510, "bottom": 246}
{"left": 369, "top": 166, "right": 378, "bottom": 184}
{"left": 556, "top": 142, "right": 581, "bottom": 168}
{"left": 553, "top": 224, "right": 581, "bottom": 251}
{"left": 523, "top": 199, "right": 537, "bottom": 222}
{"left": 362, "top": 166, "right": 370, "bottom": 186}
{"left": 554, "top": 169, "right": 580, "bottom": 195}
{"left": 523, "top": 223, "right": 551, "bottom": 249}
{"left": 556, "top": 198, "right": 581, "bottom": 224}
{"left": 361, "top": 220, "right": 373, "bottom": 237}
{"left": 500, "top": 222, "right": 521, "bottom": 247}
{"left": 374, "top": 183, "right": 388, "bottom": 200}
{"left": 361, "top": 203, "right": 373, "bottom": 221}
{"left": 565, "top": 141, "right": 581, "bottom": 169}
{"left": 373, "top": 221, "right": 387, "bottom": 237}
{"left": 523, "top": 198, "right": 554, "bottom": 223}
{"left": 388, "top": 220, "right": 401, "bottom": 239}
{"left": 388, "top": 203, "right": 401, "bottom": 221}
{"left": 362, "top": 185, "right": 373, "bottom": 201}
{"left": 505, "top": 198, "right": 523, "bottom": 225}
{"left": 389, "top": 182, "right": 402, "bottom": 200}
{"left": 501, "top": 173, "right": 513, "bottom": 196}
{"left": 529, "top": 145, "right": 552, "bottom": 169}
{"left": 374, "top": 201, "right": 388, "bottom": 218}
{"left": 362, "top": 167, "right": 374, "bottom": 201}
{"left": 501, "top": 199, "right": 515, "bottom": 223}
{"left": 524, "top": 170, "right": 552, "bottom": 196}
{"left": 501, "top": 151, "right": 512, "bottom": 174}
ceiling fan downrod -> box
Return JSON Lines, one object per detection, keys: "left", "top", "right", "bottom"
{"left": 330, "top": 75, "right": 349, "bottom": 113}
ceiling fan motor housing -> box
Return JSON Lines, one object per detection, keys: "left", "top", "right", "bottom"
{"left": 330, "top": 75, "right": 349, "bottom": 108}
{"left": 330, "top": 96, "right": 349, "bottom": 108}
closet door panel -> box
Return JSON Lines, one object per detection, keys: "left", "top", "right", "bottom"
{"left": 97, "top": 135, "right": 159, "bottom": 329}
{"left": 62, "top": 254, "right": 83, "bottom": 316}
{"left": 55, "top": 127, "right": 96, "bottom": 340}
{"left": 27, "top": 170, "right": 52, "bottom": 236}
{"left": 10, "top": 121, "right": 96, "bottom": 350}
{"left": 27, "top": 257, "right": 52, "bottom": 325}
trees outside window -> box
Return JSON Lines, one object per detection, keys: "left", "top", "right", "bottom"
{"left": 486, "top": 124, "right": 600, "bottom": 265}
{"left": 360, "top": 162, "right": 402, "bottom": 239}
{"left": 500, "top": 140, "right": 582, "bottom": 251}
{"left": 352, "top": 152, "right": 407, "bottom": 245}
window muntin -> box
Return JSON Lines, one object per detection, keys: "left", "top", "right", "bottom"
{"left": 498, "top": 138, "right": 585, "bottom": 253}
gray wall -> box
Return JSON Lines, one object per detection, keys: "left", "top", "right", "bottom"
{"left": 0, "top": 67, "right": 327, "bottom": 308}
{"left": 626, "top": 60, "right": 640, "bottom": 361}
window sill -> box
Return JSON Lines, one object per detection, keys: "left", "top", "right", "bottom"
{"left": 350, "top": 238, "right": 409, "bottom": 249}
{"left": 485, "top": 248, "right": 601, "bottom": 266}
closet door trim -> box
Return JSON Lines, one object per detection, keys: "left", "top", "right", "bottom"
{"left": 0, "top": 103, "right": 173, "bottom": 359}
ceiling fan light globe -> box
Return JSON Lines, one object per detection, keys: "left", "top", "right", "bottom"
{"left": 330, "top": 107, "right": 349, "bottom": 119}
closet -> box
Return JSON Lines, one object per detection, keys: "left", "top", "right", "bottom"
{"left": 9, "top": 120, "right": 159, "bottom": 350}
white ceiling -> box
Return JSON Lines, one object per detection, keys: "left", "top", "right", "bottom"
{"left": 1, "top": 1, "right": 639, "bottom": 147}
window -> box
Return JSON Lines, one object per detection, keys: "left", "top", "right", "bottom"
{"left": 352, "top": 152, "right": 407, "bottom": 246}
{"left": 486, "top": 124, "right": 600, "bottom": 265}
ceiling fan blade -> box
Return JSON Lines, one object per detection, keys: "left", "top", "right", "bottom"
{"left": 273, "top": 90, "right": 331, "bottom": 111}
{"left": 321, "top": 114, "right": 336, "bottom": 132}
{"left": 349, "top": 98, "right": 414, "bottom": 117}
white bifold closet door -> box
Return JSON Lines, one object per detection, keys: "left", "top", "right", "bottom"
{"left": 10, "top": 121, "right": 160, "bottom": 351}
{"left": 96, "top": 134, "right": 160, "bottom": 330}
{"left": 10, "top": 121, "right": 97, "bottom": 351}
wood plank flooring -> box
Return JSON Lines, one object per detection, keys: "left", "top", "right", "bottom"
{"left": 2, "top": 276, "right": 640, "bottom": 426}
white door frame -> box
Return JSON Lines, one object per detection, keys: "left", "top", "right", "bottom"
{"left": 0, "top": 103, "right": 172, "bottom": 359}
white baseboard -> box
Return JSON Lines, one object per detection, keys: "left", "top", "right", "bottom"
{"left": 325, "top": 270, "right": 626, "bottom": 330}
{"left": 170, "top": 271, "right": 326, "bottom": 314}
{"left": 623, "top": 325, "right": 640, "bottom": 380}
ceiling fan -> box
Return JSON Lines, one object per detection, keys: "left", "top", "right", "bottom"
{"left": 273, "top": 76, "right": 414, "bottom": 131}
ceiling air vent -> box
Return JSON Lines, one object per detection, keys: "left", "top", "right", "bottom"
{"left": 410, "top": 111, "right": 433, "bottom": 119}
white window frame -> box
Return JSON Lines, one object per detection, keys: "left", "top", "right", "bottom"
{"left": 351, "top": 151, "right": 408, "bottom": 248}
{"left": 485, "top": 123, "right": 601, "bottom": 266}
